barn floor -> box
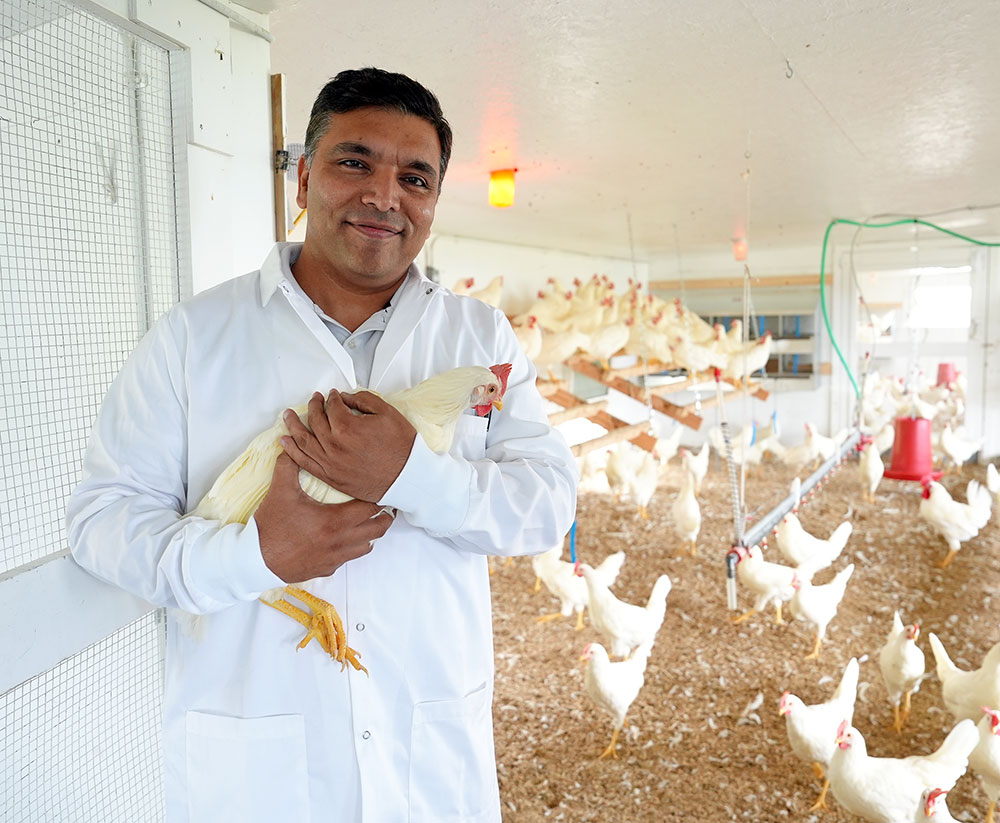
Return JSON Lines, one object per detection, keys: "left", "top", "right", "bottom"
{"left": 489, "top": 453, "right": 1000, "bottom": 822}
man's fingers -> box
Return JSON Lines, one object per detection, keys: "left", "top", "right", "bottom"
{"left": 306, "top": 391, "right": 333, "bottom": 440}
{"left": 338, "top": 390, "right": 389, "bottom": 416}
{"left": 280, "top": 433, "right": 326, "bottom": 481}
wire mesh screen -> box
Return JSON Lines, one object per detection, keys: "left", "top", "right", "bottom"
{"left": 0, "top": 0, "right": 181, "bottom": 575}
{"left": 0, "top": 612, "right": 166, "bottom": 822}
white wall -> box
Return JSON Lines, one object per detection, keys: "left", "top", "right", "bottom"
{"left": 92, "top": 0, "right": 275, "bottom": 294}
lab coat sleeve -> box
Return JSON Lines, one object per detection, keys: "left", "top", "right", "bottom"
{"left": 66, "top": 310, "right": 285, "bottom": 613}
{"left": 379, "top": 310, "right": 578, "bottom": 557}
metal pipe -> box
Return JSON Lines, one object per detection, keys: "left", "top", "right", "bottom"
{"left": 195, "top": 0, "right": 273, "bottom": 41}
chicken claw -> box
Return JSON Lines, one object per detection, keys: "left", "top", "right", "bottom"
{"left": 260, "top": 588, "right": 368, "bottom": 675}
{"left": 599, "top": 726, "right": 622, "bottom": 759}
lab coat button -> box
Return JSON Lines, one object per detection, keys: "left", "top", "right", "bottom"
{"left": 356, "top": 622, "right": 365, "bottom": 631}
{"left": 362, "top": 730, "right": 371, "bottom": 740}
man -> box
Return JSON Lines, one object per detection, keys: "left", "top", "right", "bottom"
{"left": 67, "top": 68, "right": 577, "bottom": 823}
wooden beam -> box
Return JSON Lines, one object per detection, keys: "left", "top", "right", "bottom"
{"left": 571, "top": 418, "right": 656, "bottom": 457}
{"left": 270, "top": 74, "right": 288, "bottom": 242}
{"left": 548, "top": 400, "right": 608, "bottom": 426}
{"left": 536, "top": 380, "right": 568, "bottom": 397}
{"left": 649, "top": 274, "right": 830, "bottom": 291}
{"left": 566, "top": 355, "right": 703, "bottom": 430}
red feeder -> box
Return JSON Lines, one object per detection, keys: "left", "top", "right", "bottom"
{"left": 883, "top": 416, "right": 942, "bottom": 482}
{"left": 936, "top": 362, "right": 957, "bottom": 387}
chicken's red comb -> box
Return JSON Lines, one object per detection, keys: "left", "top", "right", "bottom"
{"left": 925, "top": 788, "right": 947, "bottom": 814}
{"left": 490, "top": 363, "right": 512, "bottom": 395}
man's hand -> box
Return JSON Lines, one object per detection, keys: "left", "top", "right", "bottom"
{"left": 280, "top": 389, "right": 417, "bottom": 503}
{"left": 255, "top": 452, "right": 394, "bottom": 583}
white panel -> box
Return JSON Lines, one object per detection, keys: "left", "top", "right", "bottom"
{"left": 228, "top": 26, "right": 275, "bottom": 277}
{"left": 133, "top": 0, "right": 233, "bottom": 153}
{"left": 188, "top": 143, "right": 234, "bottom": 292}
{"left": 0, "top": 554, "right": 154, "bottom": 695}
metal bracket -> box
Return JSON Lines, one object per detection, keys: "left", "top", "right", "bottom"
{"left": 274, "top": 149, "right": 290, "bottom": 172}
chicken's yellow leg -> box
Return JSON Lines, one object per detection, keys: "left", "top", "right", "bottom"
{"left": 938, "top": 548, "right": 957, "bottom": 569}
{"left": 901, "top": 689, "right": 913, "bottom": 726}
{"left": 688, "top": 540, "right": 697, "bottom": 558}
{"left": 286, "top": 586, "right": 367, "bottom": 675}
{"left": 774, "top": 602, "right": 785, "bottom": 625}
{"left": 259, "top": 595, "right": 366, "bottom": 674}
{"left": 533, "top": 577, "right": 541, "bottom": 592}
{"left": 892, "top": 703, "right": 902, "bottom": 734}
{"left": 986, "top": 800, "right": 995, "bottom": 823}
{"left": 804, "top": 631, "right": 822, "bottom": 660}
{"left": 575, "top": 610, "right": 585, "bottom": 631}
{"left": 808, "top": 778, "right": 830, "bottom": 811}
{"left": 534, "top": 612, "right": 565, "bottom": 623}
{"left": 731, "top": 608, "right": 757, "bottom": 624}
{"left": 600, "top": 723, "right": 623, "bottom": 759}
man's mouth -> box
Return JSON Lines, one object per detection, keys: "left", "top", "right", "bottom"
{"left": 349, "top": 221, "right": 401, "bottom": 239}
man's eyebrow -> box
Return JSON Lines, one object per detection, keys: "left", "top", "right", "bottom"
{"left": 327, "top": 141, "right": 439, "bottom": 186}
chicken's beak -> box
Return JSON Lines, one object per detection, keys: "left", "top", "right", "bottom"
{"left": 493, "top": 398, "right": 503, "bottom": 412}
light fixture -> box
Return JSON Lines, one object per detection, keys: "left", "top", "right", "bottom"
{"left": 732, "top": 237, "right": 748, "bottom": 262}
{"left": 489, "top": 168, "right": 516, "bottom": 208}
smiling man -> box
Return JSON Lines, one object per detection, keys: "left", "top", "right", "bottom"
{"left": 67, "top": 68, "right": 577, "bottom": 823}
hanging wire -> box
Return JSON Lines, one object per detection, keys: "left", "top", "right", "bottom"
{"left": 819, "top": 217, "right": 1000, "bottom": 399}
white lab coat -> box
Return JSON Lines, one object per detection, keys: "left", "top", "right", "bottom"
{"left": 67, "top": 243, "right": 577, "bottom": 823}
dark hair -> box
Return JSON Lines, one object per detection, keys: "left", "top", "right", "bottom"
{"left": 303, "top": 67, "right": 453, "bottom": 189}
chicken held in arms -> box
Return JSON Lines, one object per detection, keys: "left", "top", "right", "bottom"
{"left": 779, "top": 657, "right": 859, "bottom": 811}
{"left": 190, "top": 363, "right": 511, "bottom": 672}
{"left": 581, "top": 640, "right": 653, "bottom": 759}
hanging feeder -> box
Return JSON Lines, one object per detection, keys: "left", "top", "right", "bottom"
{"left": 935, "top": 362, "right": 957, "bottom": 387}
{"left": 883, "top": 416, "right": 942, "bottom": 482}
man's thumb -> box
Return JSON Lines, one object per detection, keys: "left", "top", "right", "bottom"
{"left": 272, "top": 451, "right": 300, "bottom": 485}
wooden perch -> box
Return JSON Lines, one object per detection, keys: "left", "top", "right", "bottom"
{"left": 542, "top": 385, "right": 656, "bottom": 456}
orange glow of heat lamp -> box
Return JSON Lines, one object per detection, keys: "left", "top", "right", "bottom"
{"left": 489, "top": 169, "right": 516, "bottom": 208}
{"left": 732, "top": 238, "right": 748, "bottom": 262}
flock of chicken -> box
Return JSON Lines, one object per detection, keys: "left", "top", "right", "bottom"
{"left": 528, "top": 373, "right": 999, "bottom": 823}
{"left": 455, "top": 273, "right": 774, "bottom": 382}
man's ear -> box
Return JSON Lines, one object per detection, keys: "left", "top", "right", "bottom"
{"left": 295, "top": 154, "right": 310, "bottom": 210}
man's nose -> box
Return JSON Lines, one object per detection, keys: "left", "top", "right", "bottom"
{"left": 361, "top": 167, "right": 400, "bottom": 212}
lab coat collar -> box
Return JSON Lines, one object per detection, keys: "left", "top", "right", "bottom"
{"left": 258, "top": 242, "right": 300, "bottom": 306}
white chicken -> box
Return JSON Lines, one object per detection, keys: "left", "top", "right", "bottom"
{"left": 774, "top": 512, "right": 853, "bottom": 580}
{"left": 919, "top": 478, "right": 992, "bottom": 568}
{"left": 828, "top": 718, "right": 979, "bottom": 823}
{"left": 581, "top": 567, "right": 672, "bottom": 659}
{"left": 940, "top": 424, "right": 983, "bottom": 473}
{"left": 878, "top": 611, "right": 926, "bottom": 733}
{"left": 790, "top": 563, "right": 855, "bottom": 659}
{"left": 512, "top": 315, "right": 542, "bottom": 361}
{"left": 668, "top": 332, "right": 728, "bottom": 377}
{"left": 722, "top": 330, "right": 773, "bottom": 385}
{"left": 581, "top": 640, "right": 654, "bottom": 759}
{"left": 671, "top": 468, "right": 701, "bottom": 556}
{"left": 968, "top": 707, "right": 1000, "bottom": 823}
{"left": 581, "top": 319, "right": 630, "bottom": 371}
{"left": 454, "top": 275, "right": 504, "bottom": 308}
{"left": 731, "top": 544, "right": 798, "bottom": 625}
{"left": 605, "top": 442, "right": 642, "bottom": 502}
{"left": 859, "top": 440, "right": 885, "bottom": 503}
{"left": 533, "top": 547, "right": 626, "bottom": 630}
{"left": 190, "top": 363, "right": 510, "bottom": 671}
{"left": 532, "top": 329, "right": 588, "bottom": 381}
{"left": 778, "top": 657, "right": 859, "bottom": 811}
{"left": 681, "top": 442, "right": 710, "bottom": 495}
{"left": 987, "top": 463, "right": 1000, "bottom": 504}
{"left": 653, "top": 425, "right": 683, "bottom": 465}
{"left": 628, "top": 448, "right": 662, "bottom": 520}
{"left": 927, "top": 633, "right": 1000, "bottom": 723}
{"left": 920, "top": 788, "right": 960, "bottom": 822}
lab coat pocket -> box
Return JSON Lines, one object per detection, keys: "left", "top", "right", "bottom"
{"left": 409, "top": 682, "right": 497, "bottom": 823}
{"left": 452, "top": 414, "right": 489, "bottom": 460}
{"left": 186, "top": 711, "right": 310, "bottom": 823}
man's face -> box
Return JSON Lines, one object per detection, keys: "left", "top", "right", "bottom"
{"left": 295, "top": 107, "right": 441, "bottom": 291}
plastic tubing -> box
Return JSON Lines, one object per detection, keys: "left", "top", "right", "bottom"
{"left": 819, "top": 217, "right": 1000, "bottom": 399}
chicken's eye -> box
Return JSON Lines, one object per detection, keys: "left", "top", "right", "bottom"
{"left": 488, "top": 386, "right": 496, "bottom": 394}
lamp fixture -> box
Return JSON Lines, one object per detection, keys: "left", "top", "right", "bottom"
{"left": 489, "top": 168, "right": 516, "bottom": 208}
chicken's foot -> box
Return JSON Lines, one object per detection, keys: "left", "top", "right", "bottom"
{"left": 259, "top": 594, "right": 366, "bottom": 674}
{"left": 938, "top": 548, "right": 957, "bottom": 569}
{"left": 901, "top": 689, "right": 913, "bottom": 727}
{"left": 774, "top": 603, "right": 785, "bottom": 625}
{"left": 731, "top": 608, "right": 757, "bottom": 624}
{"left": 804, "top": 632, "right": 822, "bottom": 659}
{"left": 892, "top": 703, "right": 903, "bottom": 734}
{"left": 808, "top": 778, "right": 830, "bottom": 812}
{"left": 534, "top": 612, "right": 565, "bottom": 624}
{"left": 599, "top": 724, "right": 622, "bottom": 759}
{"left": 575, "top": 611, "right": 585, "bottom": 631}
{"left": 533, "top": 576, "right": 542, "bottom": 592}
{"left": 987, "top": 800, "right": 995, "bottom": 823}
{"left": 280, "top": 587, "right": 367, "bottom": 675}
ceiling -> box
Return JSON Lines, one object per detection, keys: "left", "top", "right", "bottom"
{"left": 265, "top": 0, "right": 1000, "bottom": 262}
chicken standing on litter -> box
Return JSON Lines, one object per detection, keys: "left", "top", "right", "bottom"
{"left": 919, "top": 478, "right": 992, "bottom": 568}
{"left": 190, "top": 363, "right": 511, "bottom": 672}
{"left": 671, "top": 466, "right": 701, "bottom": 555}
{"left": 859, "top": 439, "right": 884, "bottom": 503}
{"left": 681, "top": 442, "right": 710, "bottom": 495}
{"left": 533, "top": 546, "right": 625, "bottom": 630}
{"left": 927, "top": 633, "right": 1000, "bottom": 723}
{"left": 828, "top": 718, "right": 979, "bottom": 823}
{"left": 878, "top": 611, "right": 926, "bottom": 733}
{"left": 969, "top": 707, "right": 1000, "bottom": 823}
{"left": 581, "top": 639, "right": 654, "bottom": 759}
{"left": 775, "top": 511, "right": 853, "bottom": 580}
{"left": 731, "top": 544, "right": 798, "bottom": 625}
{"left": 779, "top": 657, "right": 859, "bottom": 811}
{"left": 580, "top": 566, "right": 672, "bottom": 659}
{"left": 790, "top": 563, "right": 855, "bottom": 659}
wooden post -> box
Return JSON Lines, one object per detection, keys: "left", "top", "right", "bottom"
{"left": 270, "top": 74, "right": 288, "bottom": 242}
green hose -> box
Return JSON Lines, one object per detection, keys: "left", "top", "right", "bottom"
{"left": 819, "top": 217, "right": 1000, "bottom": 399}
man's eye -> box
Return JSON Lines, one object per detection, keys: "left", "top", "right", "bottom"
{"left": 340, "top": 159, "right": 366, "bottom": 169}
{"left": 402, "top": 175, "right": 429, "bottom": 188}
